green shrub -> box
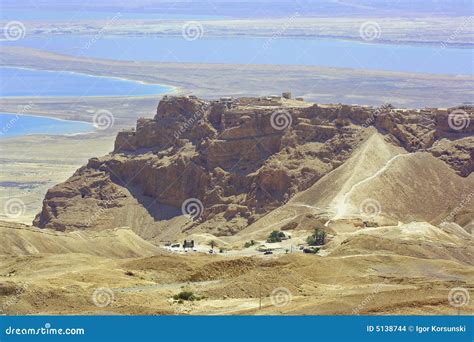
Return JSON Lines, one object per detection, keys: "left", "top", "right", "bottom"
{"left": 244, "top": 240, "right": 256, "bottom": 248}
{"left": 266, "top": 231, "right": 286, "bottom": 243}
{"left": 307, "top": 226, "right": 326, "bottom": 246}
{"left": 173, "top": 291, "right": 196, "bottom": 301}
{"left": 267, "top": 230, "right": 285, "bottom": 243}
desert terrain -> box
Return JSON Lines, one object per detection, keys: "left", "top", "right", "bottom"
{"left": 1, "top": 95, "right": 472, "bottom": 315}
{"left": 0, "top": 219, "right": 472, "bottom": 315}
{"left": 1, "top": 47, "right": 473, "bottom": 223}
{"left": 1, "top": 0, "right": 472, "bottom": 318}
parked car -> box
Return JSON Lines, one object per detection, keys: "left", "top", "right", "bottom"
{"left": 208, "top": 249, "right": 214, "bottom": 254}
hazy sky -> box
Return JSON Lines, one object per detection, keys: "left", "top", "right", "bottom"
{"left": 1, "top": 0, "right": 472, "bottom": 18}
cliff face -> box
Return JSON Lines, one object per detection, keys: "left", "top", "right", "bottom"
{"left": 33, "top": 95, "right": 473, "bottom": 239}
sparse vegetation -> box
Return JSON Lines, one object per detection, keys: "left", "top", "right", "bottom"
{"left": 173, "top": 291, "right": 204, "bottom": 302}
{"left": 266, "top": 231, "right": 286, "bottom": 243}
{"left": 244, "top": 240, "right": 256, "bottom": 248}
{"left": 307, "top": 225, "right": 326, "bottom": 246}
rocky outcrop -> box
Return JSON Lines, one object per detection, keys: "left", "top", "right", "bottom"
{"left": 34, "top": 96, "right": 473, "bottom": 238}
{"left": 372, "top": 105, "right": 473, "bottom": 174}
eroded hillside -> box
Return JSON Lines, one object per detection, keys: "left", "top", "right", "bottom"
{"left": 33, "top": 95, "right": 473, "bottom": 242}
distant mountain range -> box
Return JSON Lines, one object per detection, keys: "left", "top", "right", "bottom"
{"left": 2, "top": 0, "right": 472, "bottom": 17}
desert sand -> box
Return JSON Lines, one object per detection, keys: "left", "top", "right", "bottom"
{"left": 0, "top": 219, "right": 472, "bottom": 315}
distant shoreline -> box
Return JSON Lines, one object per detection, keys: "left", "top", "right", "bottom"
{"left": 17, "top": 32, "right": 472, "bottom": 50}
{"left": 0, "top": 65, "right": 178, "bottom": 98}
{"left": 0, "top": 112, "right": 96, "bottom": 139}
{"left": 6, "top": 15, "right": 472, "bottom": 48}
{"left": 1, "top": 46, "right": 472, "bottom": 121}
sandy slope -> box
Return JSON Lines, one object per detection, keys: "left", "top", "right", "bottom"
{"left": 0, "top": 214, "right": 472, "bottom": 316}
{"left": 235, "top": 131, "right": 473, "bottom": 241}
{"left": 1, "top": 130, "right": 472, "bottom": 315}
{"left": 0, "top": 245, "right": 472, "bottom": 315}
{"left": 0, "top": 221, "right": 160, "bottom": 258}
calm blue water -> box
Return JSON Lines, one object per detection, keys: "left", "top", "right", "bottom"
{"left": 0, "top": 66, "right": 171, "bottom": 97}
{"left": 0, "top": 113, "right": 94, "bottom": 138}
{"left": 2, "top": 35, "right": 472, "bottom": 75}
